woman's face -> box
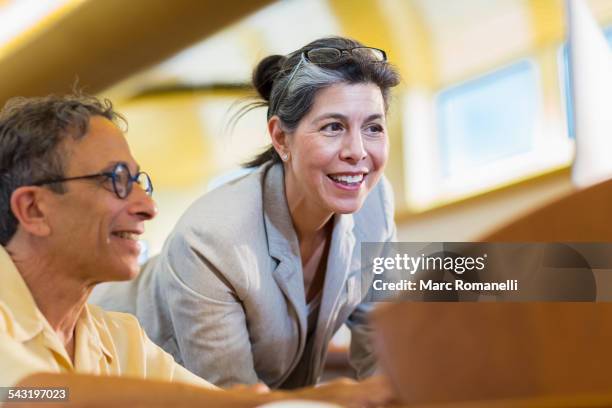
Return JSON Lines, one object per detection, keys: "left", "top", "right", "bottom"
{"left": 283, "top": 82, "right": 389, "bottom": 216}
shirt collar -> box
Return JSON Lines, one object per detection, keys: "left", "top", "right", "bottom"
{"left": 0, "top": 246, "right": 45, "bottom": 342}
{"left": 75, "top": 305, "right": 114, "bottom": 365}
{"left": 0, "top": 246, "right": 113, "bottom": 363}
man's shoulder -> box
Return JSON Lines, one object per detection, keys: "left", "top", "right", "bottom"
{"left": 0, "top": 301, "right": 9, "bottom": 334}
{"left": 87, "top": 304, "right": 144, "bottom": 338}
{"left": 0, "top": 300, "right": 23, "bottom": 338}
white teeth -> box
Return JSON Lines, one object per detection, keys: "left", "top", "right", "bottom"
{"left": 330, "top": 174, "right": 364, "bottom": 184}
{"left": 114, "top": 232, "right": 138, "bottom": 241}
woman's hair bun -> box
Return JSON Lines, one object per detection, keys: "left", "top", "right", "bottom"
{"left": 252, "top": 54, "right": 285, "bottom": 102}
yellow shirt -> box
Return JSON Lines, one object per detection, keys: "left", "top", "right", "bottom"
{"left": 0, "top": 246, "right": 216, "bottom": 389}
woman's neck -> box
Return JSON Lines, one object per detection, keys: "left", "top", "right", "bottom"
{"left": 284, "top": 172, "right": 334, "bottom": 246}
{"left": 283, "top": 172, "right": 337, "bottom": 302}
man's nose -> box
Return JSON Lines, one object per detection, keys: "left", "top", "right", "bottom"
{"left": 128, "top": 184, "right": 158, "bottom": 220}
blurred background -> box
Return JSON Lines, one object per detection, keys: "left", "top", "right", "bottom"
{"left": 2, "top": 0, "right": 612, "bottom": 253}
{"left": 2, "top": 0, "right": 612, "bottom": 378}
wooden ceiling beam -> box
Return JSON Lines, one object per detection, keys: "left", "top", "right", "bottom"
{"left": 0, "top": 0, "right": 274, "bottom": 105}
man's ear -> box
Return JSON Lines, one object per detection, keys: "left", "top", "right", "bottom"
{"left": 10, "top": 186, "right": 52, "bottom": 237}
{"left": 268, "top": 116, "right": 291, "bottom": 161}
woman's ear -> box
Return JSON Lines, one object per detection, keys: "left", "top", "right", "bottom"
{"left": 10, "top": 186, "right": 52, "bottom": 237}
{"left": 268, "top": 116, "right": 291, "bottom": 162}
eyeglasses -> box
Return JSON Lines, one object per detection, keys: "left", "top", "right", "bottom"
{"left": 270, "top": 46, "right": 387, "bottom": 115}
{"left": 303, "top": 46, "right": 387, "bottom": 64}
{"left": 32, "top": 163, "right": 153, "bottom": 199}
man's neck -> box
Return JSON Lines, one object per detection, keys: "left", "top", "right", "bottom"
{"left": 6, "top": 240, "right": 92, "bottom": 358}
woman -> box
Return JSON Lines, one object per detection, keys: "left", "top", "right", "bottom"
{"left": 93, "top": 36, "right": 400, "bottom": 389}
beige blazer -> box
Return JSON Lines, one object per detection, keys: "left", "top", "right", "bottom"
{"left": 91, "top": 162, "right": 396, "bottom": 388}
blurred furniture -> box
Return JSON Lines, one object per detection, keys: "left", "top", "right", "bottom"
{"left": 373, "top": 178, "right": 612, "bottom": 406}
{"left": 394, "top": 392, "right": 612, "bottom": 407}
{"left": 482, "top": 177, "right": 612, "bottom": 241}
{"left": 374, "top": 302, "right": 612, "bottom": 406}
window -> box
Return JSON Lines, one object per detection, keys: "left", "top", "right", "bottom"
{"left": 404, "top": 59, "right": 573, "bottom": 210}
{"left": 437, "top": 61, "right": 536, "bottom": 178}
{"left": 559, "top": 26, "right": 612, "bottom": 139}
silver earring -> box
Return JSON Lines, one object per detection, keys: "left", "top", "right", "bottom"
{"left": 281, "top": 152, "right": 289, "bottom": 161}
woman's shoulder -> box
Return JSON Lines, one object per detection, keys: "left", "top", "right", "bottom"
{"left": 180, "top": 168, "right": 265, "bottom": 227}
{"left": 167, "top": 165, "right": 272, "bottom": 253}
{"left": 154, "top": 166, "right": 276, "bottom": 297}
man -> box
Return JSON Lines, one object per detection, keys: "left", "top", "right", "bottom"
{"left": 0, "top": 94, "right": 392, "bottom": 407}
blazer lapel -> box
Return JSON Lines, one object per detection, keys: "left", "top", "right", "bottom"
{"left": 262, "top": 164, "right": 307, "bottom": 350}
{"left": 309, "top": 213, "right": 356, "bottom": 376}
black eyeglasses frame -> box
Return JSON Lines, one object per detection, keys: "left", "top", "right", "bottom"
{"left": 31, "top": 163, "right": 153, "bottom": 199}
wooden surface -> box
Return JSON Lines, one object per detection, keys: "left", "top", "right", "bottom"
{"left": 373, "top": 302, "right": 612, "bottom": 406}
{"left": 481, "top": 177, "right": 612, "bottom": 241}
{"left": 391, "top": 392, "right": 612, "bottom": 407}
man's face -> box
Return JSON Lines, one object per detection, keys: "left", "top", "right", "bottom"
{"left": 45, "top": 116, "right": 157, "bottom": 283}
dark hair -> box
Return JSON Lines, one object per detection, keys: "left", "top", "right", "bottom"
{"left": 243, "top": 36, "right": 400, "bottom": 168}
{"left": 0, "top": 93, "right": 125, "bottom": 245}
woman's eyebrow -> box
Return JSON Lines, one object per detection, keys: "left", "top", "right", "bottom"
{"left": 312, "top": 113, "right": 384, "bottom": 122}
{"left": 312, "top": 112, "right": 348, "bottom": 122}
{"left": 364, "top": 113, "right": 384, "bottom": 122}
